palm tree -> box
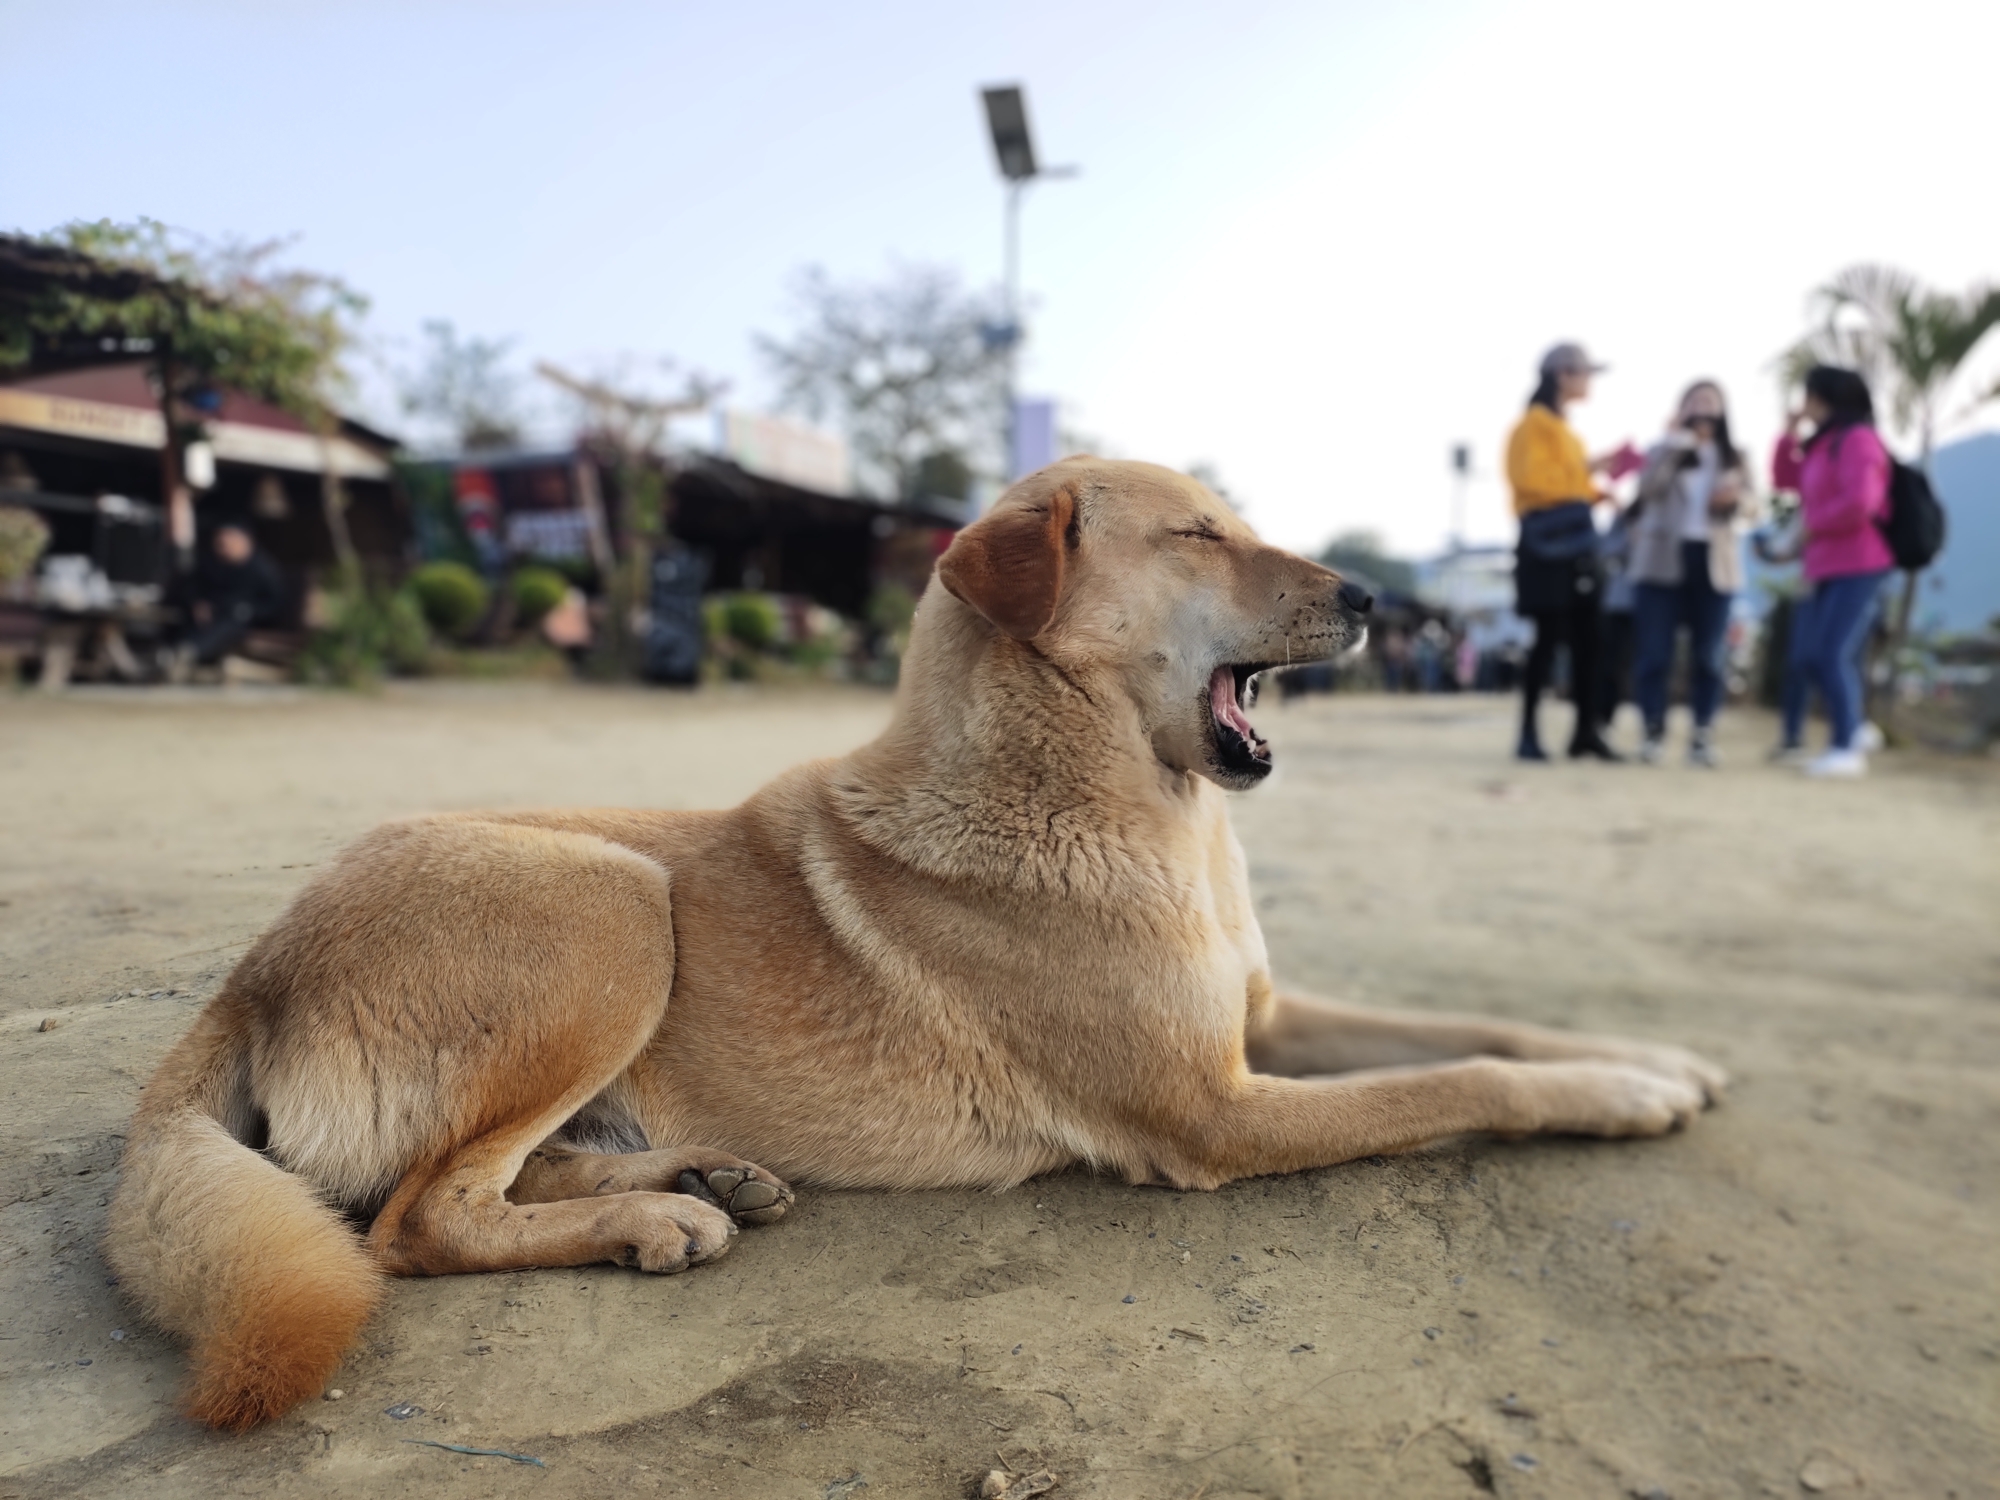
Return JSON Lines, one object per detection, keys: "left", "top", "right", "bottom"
{"left": 1784, "top": 264, "right": 2000, "bottom": 464}
{"left": 1781, "top": 265, "right": 2000, "bottom": 720}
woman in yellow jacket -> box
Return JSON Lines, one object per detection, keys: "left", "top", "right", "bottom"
{"left": 1507, "top": 343, "right": 1630, "bottom": 762}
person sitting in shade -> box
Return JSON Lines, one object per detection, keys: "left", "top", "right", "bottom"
{"left": 165, "top": 523, "right": 288, "bottom": 679}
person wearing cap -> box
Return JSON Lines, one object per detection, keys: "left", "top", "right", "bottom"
{"left": 1505, "top": 343, "right": 1634, "bottom": 762}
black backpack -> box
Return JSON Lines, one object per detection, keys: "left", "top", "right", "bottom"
{"left": 1881, "top": 458, "right": 1946, "bottom": 571}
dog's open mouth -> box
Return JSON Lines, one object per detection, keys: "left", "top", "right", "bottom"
{"left": 1207, "top": 663, "right": 1273, "bottom": 780}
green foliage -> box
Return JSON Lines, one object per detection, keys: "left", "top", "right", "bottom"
{"left": 298, "top": 580, "right": 431, "bottom": 686}
{"left": 0, "top": 505, "right": 52, "bottom": 584}
{"left": 719, "top": 592, "right": 781, "bottom": 651}
{"left": 1782, "top": 264, "right": 2000, "bottom": 459}
{"left": 398, "top": 460, "right": 477, "bottom": 567}
{"left": 914, "top": 449, "right": 972, "bottom": 503}
{"left": 511, "top": 565, "right": 569, "bottom": 624}
{"left": 1, "top": 220, "right": 365, "bottom": 422}
{"left": 528, "top": 553, "right": 597, "bottom": 587}
{"left": 865, "top": 583, "right": 916, "bottom": 638}
{"left": 408, "top": 561, "right": 491, "bottom": 638}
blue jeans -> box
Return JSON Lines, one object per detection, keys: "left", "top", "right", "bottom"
{"left": 1633, "top": 541, "right": 1732, "bottom": 736}
{"left": 1783, "top": 571, "right": 1888, "bottom": 750}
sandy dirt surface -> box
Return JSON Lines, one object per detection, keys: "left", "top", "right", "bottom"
{"left": 2, "top": 683, "right": 1996, "bottom": 1499}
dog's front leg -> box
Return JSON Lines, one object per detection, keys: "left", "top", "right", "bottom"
{"left": 1245, "top": 992, "right": 1726, "bottom": 1103}
{"left": 1155, "top": 1058, "right": 1705, "bottom": 1189}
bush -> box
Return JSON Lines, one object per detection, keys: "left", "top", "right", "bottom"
{"left": 408, "top": 561, "right": 490, "bottom": 639}
{"left": 865, "top": 584, "right": 915, "bottom": 638}
{"left": 299, "top": 581, "right": 432, "bottom": 685}
{"left": 0, "top": 506, "right": 51, "bottom": 584}
{"left": 511, "top": 566, "right": 569, "bottom": 625}
{"left": 720, "top": 592, "right": 781, "bottom": 652}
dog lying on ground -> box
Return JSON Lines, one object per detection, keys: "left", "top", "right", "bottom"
{"left": 108, "top": 458, "right": 1724, "bottom": 1429}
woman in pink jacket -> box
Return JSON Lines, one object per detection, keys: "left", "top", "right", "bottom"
{"left": 1769, "top": 365, "right": 1895, "bottom": 777}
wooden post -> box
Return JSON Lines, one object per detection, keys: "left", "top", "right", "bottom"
{"left": 154, "top": 340, "right": 193, "bottom": 578}
{"left": 314, "top": 420, "right": 360, "bottom": 577}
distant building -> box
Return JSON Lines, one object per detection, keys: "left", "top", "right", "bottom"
{"left": 410, "top": 432, "right": 961, "bottom": 622}
{"left": 0, "top": 360, "right": 407, "bottom": 611}
{"left": 1923, "top": 432, "right": 2000, "bottom": 637}
{"left": 1416, "top": 542, "right": 1530, "bottom": 640}
{"left": 714, "top": 409, "right": 851, "bottom": 496}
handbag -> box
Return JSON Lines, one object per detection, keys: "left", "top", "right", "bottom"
{"left": 1518, "top": 501, "right": 1600, "bottom": 562}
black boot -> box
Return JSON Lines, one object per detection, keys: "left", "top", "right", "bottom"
{"left": 1568, "top": 729, "right": 1624, "bottom": 762}
{"left": 1517, "top": 714, "right": 1549, "bottom": 762}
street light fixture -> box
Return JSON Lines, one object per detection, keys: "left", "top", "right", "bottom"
{"left": 1449, "top": 442, "right": 1471, "bottom": 548}
{"left": 979, "top": 84, "right": 1077, "bottom": 480}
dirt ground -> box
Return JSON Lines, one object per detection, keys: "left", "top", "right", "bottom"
{"left": 2, "top": 682, "right": 1995, "bottom": 1500}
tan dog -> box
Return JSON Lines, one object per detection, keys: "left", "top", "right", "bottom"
{"left": 107, "top": 458, "right": 1723, "bottom": 1430}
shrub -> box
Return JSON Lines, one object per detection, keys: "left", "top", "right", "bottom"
{"left": 299, "top": 580, "right": 432, "bottom": 685}
{"left": 511, "top": 566, "right": 569, "bottom": 625}
{"left": 408, "top": 561, "right": 490, "bottom": 639}
{"left": 0, "top": 506, "right": 51, "bottom": 584}
{"left": 720, "top": 592, "right": 781, "bottom": 652}
{"left": 865, "top": 584, "right": 915, "bottom": 639}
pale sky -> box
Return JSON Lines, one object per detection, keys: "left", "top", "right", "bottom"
{"left": 4, "top": 0, "right": 1996, "bottom": 557}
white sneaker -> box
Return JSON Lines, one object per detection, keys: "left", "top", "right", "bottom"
{"left": 1855, "top": 721, "right": 1885, "bottom": 753}
{"left": 1688, "top": 731, "right": 1720, "bottom": 768}
{"left": 1803, "top": 748, "right": 1867, "bottom": 778}
{"left": 1638, "top": 735, "right": 1664, "bottom": 765}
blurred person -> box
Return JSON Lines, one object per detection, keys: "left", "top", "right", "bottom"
{"left": 1627, "top": 381, "right": 1756, "bottom": 767}
{"left": 164, "top": 523, "right": 287, "bottom": 678}
{"left": 1596, "top": 503, "right": 1638, "bottom": 736}
{"left": 1380, "top": 624, "right": 1411, "bottom": 692}
{"left": 540, "top": 584, "right": 594, "bottom": 673}
{"left": 1505, "top": 343, "right": 1634, "bottom": 762}
{"left": 1769, "top": 365, "right": 1894, "bottom": 777}
{"left": 1416, "top": 619, "right": 1449, "bottom": 692}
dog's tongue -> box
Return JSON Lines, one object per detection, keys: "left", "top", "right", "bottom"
{"left": 1209, "top": 665, "right": 1255, "bottom": 740}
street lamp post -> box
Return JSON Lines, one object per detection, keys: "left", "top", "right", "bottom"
{"left": 1449, "top": 442, "right": 1471, "bottom": 550}
{"left": 980, "top": 84, "right": 1076, "bottom": 484}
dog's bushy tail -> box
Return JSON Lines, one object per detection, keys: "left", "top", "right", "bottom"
{"left": 105, "top": 996, "right": 382, "bottom": 1430}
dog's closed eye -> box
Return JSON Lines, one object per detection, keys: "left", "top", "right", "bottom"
{"left": 1171, "top": 524, "right": 1223, "bottom": 543}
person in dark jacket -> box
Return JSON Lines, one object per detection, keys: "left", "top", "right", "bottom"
{"left": 1504, "top": 343, "right": 1634, "bottom": 762}
{"left": 168, "top": 524, "right": 288, "bottom": 672}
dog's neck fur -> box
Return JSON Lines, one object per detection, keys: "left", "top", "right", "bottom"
{"left": 834, "top": 588, "right": 1217, "bottom": 895}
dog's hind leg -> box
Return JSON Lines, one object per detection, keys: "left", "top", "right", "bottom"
{"left": 371, "top": 1130, "right": 742, "bottom": 1276}
{"left": 1245, "top": 992, "right": 1726, "bottom": 1104}
{"left": 289, "top": 818, "right": 784, "bottom": 1278}
{"left": 510, "top": 1143, "right": 793, "bottom": 1226}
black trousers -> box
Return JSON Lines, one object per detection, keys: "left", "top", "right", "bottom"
{"left": 1599, "top": 607, "right": 1635, "bottom": 728}
{"left": 1521, "top": 592, "right": 1603, "bottom": 747}
{"left": 187, "top": 617, "right": 253, "bottom": 665}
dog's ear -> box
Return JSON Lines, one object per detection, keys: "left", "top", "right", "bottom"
{"left": 936, "top": 481, "right": 1079, "bottom": 640}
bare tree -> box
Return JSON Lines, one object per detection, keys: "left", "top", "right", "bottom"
{"left": 757, "top": 266, "right": 1006, "bottom": 502}
{"left": 400, "top": 320, "right": 525, "bottom": 451}
{"left": 535, "top": 360, "right": 723, "bottom": 676}
{"left": 536, "top": 359, "right": 722, "bottom": 464}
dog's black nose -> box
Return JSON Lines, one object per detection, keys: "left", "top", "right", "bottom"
{"left": 1336, "top": 580, "right": 1373, "bottom": 616}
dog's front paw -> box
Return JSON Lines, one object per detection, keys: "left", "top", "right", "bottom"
{"left": 1605, "top": 1041, "right": 1728, "bottom": 1107}
{"left": 609, "top": 1194, "right": 738, "bottom": 1273}
{"left": 1514, "top": 1060, "right": 1706, "bottom": 1138}
{"left": 677, "top": 1163, "right": 794, "bottom": 1226}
